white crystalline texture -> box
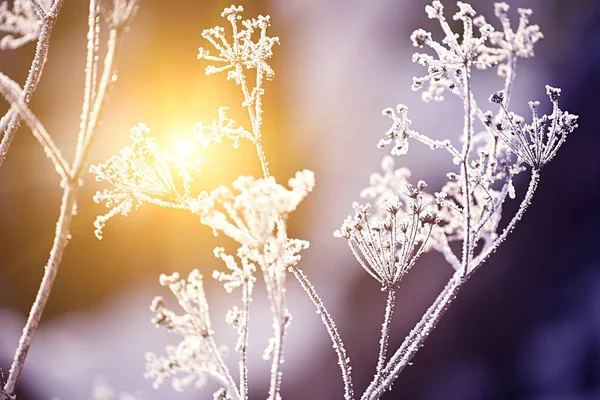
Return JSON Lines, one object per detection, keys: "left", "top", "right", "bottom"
{"left": 0, "top": 0, "right": 51, "bottom": 50}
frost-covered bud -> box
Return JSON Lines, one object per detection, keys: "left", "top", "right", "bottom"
{"left": 489, "top": 90, "right": 505, "bottom": 104}
{"left": 517, "top": 7, "right": 533, "bottom": 22}
{"left": 546, "top": 85, "right": 561, "bottom": 101}
{"left": 425, "top": 1, "right": 444, "bottom": 19}
{"left": 412, "top": 76, "right": 424, "bottom": 91}
{"left": 420, "top": 211, "right": 440, "bottom": 226}
{"left": 483, "top": 110, "right": 494, "bottom": 126}
{"left": 410, "top": 29, "right": 431, "bottom": 47}
{"left": 159, "top": 273, "right": 180, "bottom": 286}
{"left": 494, "top": 2, "right": 510, "bottom": 19}
{"left": 213, "top": 388, "right": 231, "bottom": 400}
{"left": 434, "top": 191, "right": 447, "bottom": 206}
{"left": 454, "top": 2, "right": 476, "bottom": 21}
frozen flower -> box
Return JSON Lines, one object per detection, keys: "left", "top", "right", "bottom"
{"left": 90, "top": 124, "right": 201, "bottom": 239}
{"left": 195, "top": 170, "right": 315, "bottom": 246}
{"left": 335, "top": 196, "right": 438, "bottom": 287}
{"left": 411, "top": 1, "right": 543, "bottom": 102}
{"left": 145, "top": 271, "right": 232, "bottom": 392}
{"left": 197, "top": 5, "right": 279, "bottom": 83}
{"left": 489, "top": 85, "right": 578, "bottom": 169}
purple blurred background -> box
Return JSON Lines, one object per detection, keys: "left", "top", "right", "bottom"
{"left": 0, "top": 0, "right": 599, "bottom": 399}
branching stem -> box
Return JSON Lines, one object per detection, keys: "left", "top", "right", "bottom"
{"left": 0, "top": 0, "right": 65, "bottom": 168}
{"left": 291, "top": 265, "right": 355, "bottom": 400}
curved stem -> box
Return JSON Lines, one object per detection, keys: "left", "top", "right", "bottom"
{"left": 291, "top": 266, "right": 355, "bottom": 400}
{"left": 0, "top": 0, "right": 65, "bottom": 168}
{"left": 364, "top": 273, "right": 464, "bottom": 400}
{"left": 3, "top": 183, "right": 77, "bottom": 396}
{"left": 474, "top": 169, "right": 540, "bottom": 270}
{"left": 206, "top": 336, "right": 241, "bottom": 400}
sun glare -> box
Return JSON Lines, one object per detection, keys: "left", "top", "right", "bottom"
{"left": 174, "top": 138, "right": 196, "bottom": 163}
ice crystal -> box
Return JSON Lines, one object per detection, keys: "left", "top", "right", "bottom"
{"left": 193, "top": 106, "right": 253, "bottom": 149}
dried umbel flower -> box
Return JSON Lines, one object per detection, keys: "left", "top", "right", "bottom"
{"left": 90, "top": 123, "right": 201, "bottom": 239}
{"left": 197, "top": 5, "right": 279, "bottom": 82}
{"left": 195, "top": 170, "right": 315, "bottom": 246}
{"left": 145, "top": 271, "right": 233, "bottom": 393}
{"left": 411, "top": 1, "right": 543, "bottom": 102}
{"left": 489, "top": 86, "right": 579, "bottom": 169}
{"left": 335, "top": 187, "right": 439, "bottom": 288}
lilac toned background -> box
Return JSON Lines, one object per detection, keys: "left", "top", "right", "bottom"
{"left": 0, "top": 1, "right": 598, "bottom": 399}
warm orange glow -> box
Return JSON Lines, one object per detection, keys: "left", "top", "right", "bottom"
{"left": 174, "top": 138, "right": 196, "bottom": 163}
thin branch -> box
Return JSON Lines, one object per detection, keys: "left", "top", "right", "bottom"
{"left": 0, "top": 73, "right": 70, "bottom": 180}
{"left": 460, "top": 67, "right": 474, "bottom": 277}
{"left": 2, "top": 4, "right": 136, "bottom": 396}
{"left": 374, "top": 288, "right": 395, "bottom": 380}
{"left": 474, "top": 169, "right": 540, "bottom": 270}
{"left": 28, "top": 0, "right": 47, "bottom": 19}
{"left": 3, "top": 183, "right": 78, "bottom": 396}
{"left": 0, "top": 0, "right": 66, "bottom": 169}
{"left": 291, "top": 265, "right": 355, "bottom": 400}
{"left": 365, "top": 273, "right": 464, "bottom": 400}
{"left": 239, "top": 279, "right": 251, "bottom": 400}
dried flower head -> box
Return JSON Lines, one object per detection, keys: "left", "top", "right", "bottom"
{"left": 90, "top": 124, "right": 203, "bottom": 239}
{"left": 489, "top": 85, "right": 578, "bottom": 169}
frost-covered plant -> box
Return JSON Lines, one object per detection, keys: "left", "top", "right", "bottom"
{"left": 90, "top": 2, "right": 577, "bottom": 400}
{"left": 0, "top": 1, "right": 138, "bottom": 399}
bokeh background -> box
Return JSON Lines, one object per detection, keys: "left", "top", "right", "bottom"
{"left": 0, "top": 0, "right": 599, "bottom": 399}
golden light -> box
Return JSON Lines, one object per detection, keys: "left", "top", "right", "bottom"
{"left": 174, "top": 138, "right": 196, "bottom": 163}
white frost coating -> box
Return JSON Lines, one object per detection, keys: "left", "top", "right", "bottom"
{"left": 83, "top": 2, "right": 578, "bottom": 400}
{"left": 0, "top": 0, "right": 51, "bottom": 50}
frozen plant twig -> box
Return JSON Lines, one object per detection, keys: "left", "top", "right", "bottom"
{"left": 1, "top": 2, "right": 138, "bottom": 397}
{"left": 348, "top": 2, "right": 577, "bottom": 398}
{"left": 197, "top": 5, "right": 279, "bottom": 178}
{"left": 0, "top": 0, "right": 64, "bottom": 169}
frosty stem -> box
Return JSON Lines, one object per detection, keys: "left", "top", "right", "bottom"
{"left": 236, "top": 64, "right": 270, "bottom": 178}
{"left": 362, "top": 168, "right": 541, "bottom": 399}
{"left": 460, "top": 66, "right": 474, "bottom": 277}
{"left": 373, "top": 288, "right": 395, "bottom": 384}
{"left": 364, "top": 273, "right": 464, "bottom": 400}
{"left": 3, "top": 182, "right": 77, "bottom": 398}
{"left": 290, "top": 265, "right": 355, "bottom": 400}
{"left": 0, "top": 0, "right": 65, "bottom": 169}
{"left": 239, "top": 280, "right": 251, "bottom": 399}
{"left": 2, "top": 3, "right": 131, "bottom": 396}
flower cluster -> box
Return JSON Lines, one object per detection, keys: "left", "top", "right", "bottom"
{"left": 193, "top": 106, "right": 253, "bottom": 148}
{"left": 487, "top": 85, "right": 579, "bottom": 169}
{"left": 90, "top": 124, "right": 202, "bottom": 239}
{"left": 411, "top": 1, "right": 543, "bottom": 102}
{"left": 197, "top": 5, "right": 279, "bottom": 83}
{"left": 0, "top": 0, "right": 50, "bottom": 50}
{"left": 193, "top": 170, "right": 315, "bottom": 246}
{"left": 145, "top": 271, "right": 231, "bottom": 393}
{"left": 336, "top": 177, "right": 439, "bottom": 288}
